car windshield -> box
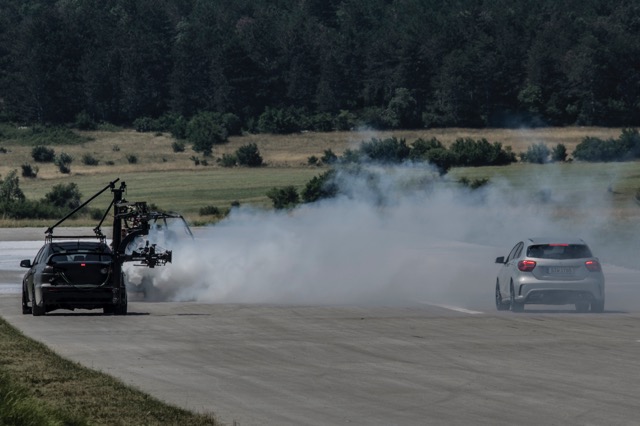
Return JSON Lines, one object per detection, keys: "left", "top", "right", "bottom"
{"left": 51, "top": 242, "right": 111, "bottom": 253}
{"left": 526, "top": 244, "right": 592, "bottom": 259}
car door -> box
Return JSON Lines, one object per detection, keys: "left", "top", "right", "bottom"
{"left": 498, "top": 242, "right": 523, "bottom": 295}
{"left": 24, "top": 245, "right": 47, "bottom": 302}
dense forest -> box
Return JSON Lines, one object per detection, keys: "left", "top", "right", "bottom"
{"left": 1, "top": 0, "right": 639, "bottom": 130}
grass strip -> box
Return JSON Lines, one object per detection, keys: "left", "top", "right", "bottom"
{"left": 0, "top": 317, "right": 219, "bottom": 426}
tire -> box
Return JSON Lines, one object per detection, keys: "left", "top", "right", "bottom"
{"left": 114, "top": 289, "right": 128, "bottom": 316}
{"left": 31, "top": 284, "right": 45, "bottom": 316}
{"left": 510, "top": 284, "right": 524, "bottom": 312}
{"left": 22, "top": 284, "right": 32, "bottom": 315}
{"left": 575, "top": 301, "right": 590, "bottom": 313}
{"left": 103, "top": 305, "right": 115, "bottom": 314}
{"left": 591, "top": 299, "right": 605, "bottom": 313}
{"left": 495, "top": 282, "right": 509, "bottom": 311}
{"left": 31, "top": 297, "right": 45, "bottom": 316}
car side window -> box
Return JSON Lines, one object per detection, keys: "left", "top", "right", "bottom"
{"left": 33, "top": 246, "right": 48, "bottom": 265}
{"left": 506, "top": 242, "right": 523, "bottom": 263}
{"left": 514, "top": 242, "right": 524, "bottom": 259}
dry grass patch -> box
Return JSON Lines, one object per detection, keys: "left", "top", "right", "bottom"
{"left": 1, "top": 127, "right": 625, "bottom": 179}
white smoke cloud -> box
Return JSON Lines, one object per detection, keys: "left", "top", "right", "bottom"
{"left": 124, "top": 161, "right": 638, "bottom": 310}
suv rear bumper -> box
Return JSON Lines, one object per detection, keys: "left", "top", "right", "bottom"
{"left": 514, "top": 278, "right": 604, "bottom": 305}
{"left": 40, "top": 285, "right": 119, "bottom": 311}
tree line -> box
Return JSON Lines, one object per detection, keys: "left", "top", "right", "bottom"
{"left": 1, "top": 0, "right": 639, "bottom": 130}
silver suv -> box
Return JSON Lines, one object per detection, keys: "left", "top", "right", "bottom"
{"left": 495, "top": 238, "right": 605, "bottom": 313}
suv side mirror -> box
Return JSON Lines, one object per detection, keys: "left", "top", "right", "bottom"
{"left": 20, "top": 259, "right": 32, "bottom": 268}
{"left": 495, "top": 256, "right": 505, "bottom": 264}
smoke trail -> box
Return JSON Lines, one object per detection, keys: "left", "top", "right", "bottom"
{"left": 124, "top": 161, "right": 638, "bottom": 309}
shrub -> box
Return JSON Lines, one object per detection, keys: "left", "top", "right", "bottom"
{"left": 459, "top": 177, "right": 490, "bottom": 189}
{"left": 88, "top": 207, "right": 104, "bottom": 220}
{"left": 359, "top": 106, "right": 394, "bottom": 130}
{"left": 31, "top": 146, "right": 55, "bottom": 162}
{"left": 222, "top": 113, "right": 242, "bottom": 136}
{"left": 409, "top": 138, "right": 444, "bottom": 161}
{"left": 112, "top": 144, "right": 120, "bottom": 151}
{"left": 302, "top": 170, "right": 338, "bottom": 203}
{"left": 97, "top": 122, "right": 122, "bottom": 132}
{"left": 321, "top": 149, "right": 338, "bottom": 165}
{"left": 235, "top": 143, "right": 263, "bottom": 167}
{"left": 425, "top": 148, "right": 457, "bottom": 175}
{"left": 340, "top": 148, "right": 361, "bottom": 164}
{"left": 334, "top": 110, "right": 356, "bottom": 131}
{"left": 309, "top": 113, "right": 334, "bottom": 132}
{"left": 521, "top": 143, "right": 550, "bottom": 164}
{"left": 267, "top": 186, "right": 299, "bottom": 209}
{"left": 190, "top": 156, "right": 200, "bottom": 166}
{"left": 21, "top": 163, "right": 38, "bottom": 178}
{"left": 307, "top": 155, "right": 319, "bottom": 166}
{"left": 0, "top": 147, "right": 7, "bottom": 153}
{"left": 170, "top": 115, "right": 188, "bottom": 139}
{"left": 551, "top": 144, "right": 568, "bottom": 162}
{"left": 257, "top": 107, "right": 302, "bottom": 134}
{"left": 126, "top": 154, "right": 138, "bottom": 164}
{"left": 133, "top": 117, "right": 158, "bottom": 132}
{"left": 54, "top": 152, "right": 73, "bottom": 174}
{"left": 186, "top": 112, "right": 228, "bottom": 156}
{"left": 74, "top": 110, "right": 97, "bottom": 130}
{"left": 44, "top": 182, "right": 82, "bottom": 209}
{"left": 0, "top": 170, "right": 25, "bottom": 203}
{"left": 81, "top": 153, "right": 99, "bottom": 166}
{"left": 172, "top": 141, "right": 186, "bottom": 152}
{"left": 219, "top": 153, "right": 237, "bottom": 167}
{"left": 199, "top": 205, "right": 221, "bottom": 216}
{"left": 359, "top": 137, "right": 410, "bottom": 163}
{"left": 573, "top": 129, "right": 640, "bottom": 162}
{"left": 449, "top": 138, "right": 516, "bottom": 166}
{"left": 386, "top": 88, "right": 420, "bottom": 128}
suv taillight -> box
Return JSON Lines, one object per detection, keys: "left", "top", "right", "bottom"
{"left": 585, "top": 260, "right": 601, "bottom": 272}
{"left": 517, "top": 260, "right": 537, "bottom": 272}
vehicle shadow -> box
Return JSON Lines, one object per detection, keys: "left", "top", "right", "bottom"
{"left": 45, "top": 311, "right": 150, "bottom": 316}
{"left": 515, "top": 308, "right": 626, "bottom": 314}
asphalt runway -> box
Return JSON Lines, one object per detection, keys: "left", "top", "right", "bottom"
{"left": 2, "top": 229, "right": 640, "bottom": 425}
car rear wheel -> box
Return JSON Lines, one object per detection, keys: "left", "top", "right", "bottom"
{"left": 30, "top": 284, "right": 45, "bottom": 316}
{"left": 591, "top": 299, "right": 605, "bottom": 313}
{"left": 495, "top": 283, "right": 509, "bottom": 311}
{"left": 114, "top": 290, "right": 127, "bottom": 316}
{"left": 510, "top": 284, "right": 524, "bottom": 312}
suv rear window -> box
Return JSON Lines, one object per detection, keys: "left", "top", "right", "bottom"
{"left": 526, "top": 244, "right": 592, "bottom": 259}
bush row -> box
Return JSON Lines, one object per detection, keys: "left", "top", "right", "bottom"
{"left": 308, "top": 136, "right": 517, "bottom": 175}
{"left": 0, "top": 174, "right": 98, "bottom": 219}
{"left": 573, "top": 128, "right": 640, "bottom": 162}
